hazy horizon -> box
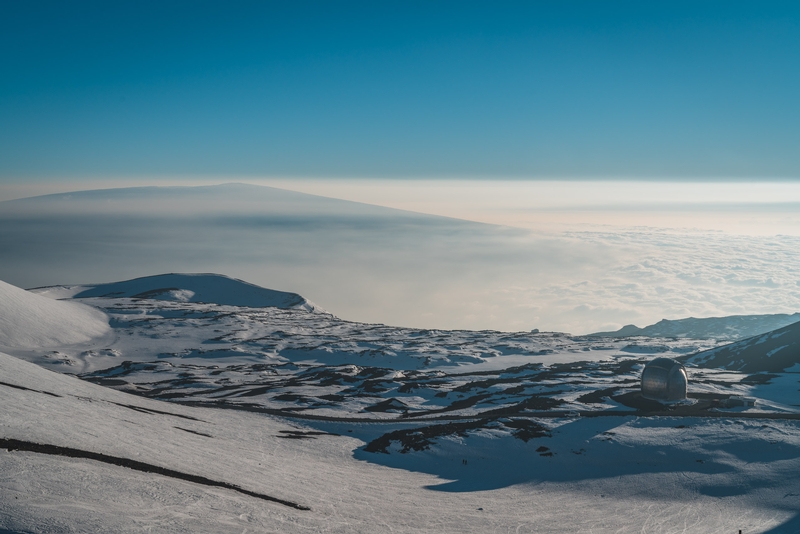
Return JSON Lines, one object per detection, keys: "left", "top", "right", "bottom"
{"left": 1, "top": 182, "right": 799, "bottom": 335}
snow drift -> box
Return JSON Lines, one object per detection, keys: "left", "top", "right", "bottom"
{"left": 32, "top": 273, "right": 318, "bottom": 312}
{"left": 0, "top": 280, "right": 110, "bottom": 349}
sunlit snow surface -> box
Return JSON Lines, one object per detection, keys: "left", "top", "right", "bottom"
{"left": 4, "top": 284, "right": 800, "bottom": 532}
{"left": 4, "top": 350, "right": 800, "bottom": 533}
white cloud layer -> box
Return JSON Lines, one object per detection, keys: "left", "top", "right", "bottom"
{"left": 1, "top": 183, "right": 799, "bottom": 334}
{"left": 508, "top": 230, "right": 800, "bottom": 333}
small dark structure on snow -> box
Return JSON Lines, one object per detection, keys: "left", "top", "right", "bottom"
{"left": 641, "top": 357, "right": 688, "bottom": 401}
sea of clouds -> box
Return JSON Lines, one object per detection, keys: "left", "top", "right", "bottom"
{"left": 1, "top": 182, "right": 799, "bottom": 334}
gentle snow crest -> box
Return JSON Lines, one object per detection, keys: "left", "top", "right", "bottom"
{"left": 0, "top": 280, "right": 110, "bottom": 349}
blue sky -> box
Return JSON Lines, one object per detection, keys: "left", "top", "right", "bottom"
{"left": 2, "top": 1, "right": 799, "bottom": 180}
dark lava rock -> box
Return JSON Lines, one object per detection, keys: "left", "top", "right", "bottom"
{"left": 364, "top": 398, "right": 408, "bottom": 413}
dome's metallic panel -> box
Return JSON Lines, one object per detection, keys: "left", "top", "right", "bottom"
{"left": 641, "top": 357, "right": 687, "bottom": 401}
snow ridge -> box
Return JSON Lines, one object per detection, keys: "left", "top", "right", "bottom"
{"left": 32, "top": 273, "right": 319, "bottom": 312}
{"left": 590, "top": 313, "right": 800, "bottom": 341}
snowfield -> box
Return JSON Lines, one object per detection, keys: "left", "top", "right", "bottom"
{"left": 3, "top": 351, "right": 800, "bottom": 533}
{"left": 0, "top": 279, "right": 110, "bottom": 350}
{"left": 2, "top": 274, "right": 800, "bottom": 532}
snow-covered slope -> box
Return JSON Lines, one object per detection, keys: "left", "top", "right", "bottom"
{"left": 685, "top": 321, "right": 800, "bottom": 373}
{"left": 2, "top": 349, "right": 799, "bottom": 533}
{"left": 32, "top": 273, "right": 318, "bottom": 311}
{"left": 5, "top": 273, "right": 800, "bottom": 531}
{"left": 0, "top": 279, "right": 109, "bottom": 350}
{"left": 590, "top": 313, "right": 800, "bottom": 341}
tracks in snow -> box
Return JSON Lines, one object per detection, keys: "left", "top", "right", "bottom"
{"left": 0, "top": 438, "right": 310, "bottom": 511}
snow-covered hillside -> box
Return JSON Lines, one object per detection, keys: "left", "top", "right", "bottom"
{"left": 685, "top": 320, "right": 800, "bottom": 373}
{"left": 31, "top": 272, "right": 318, "bottom": 311}
{"left": 591, "top": 313, "right": 800, "bottom": 341}
{"left": 0, "top": 279, "right": 109, "bottom": 350}
{"left": 8, "top": 281, "right": 723, "bottom": 374}
{"left": 2, "top": 350, "right": 799, "bottom": 533}
{"left": 4, "top": 275, "right": 800, "bottom": 532}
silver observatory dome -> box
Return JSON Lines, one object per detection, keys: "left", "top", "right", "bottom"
{"left": 641, "top": 357, "right": 688, "bottom": 401}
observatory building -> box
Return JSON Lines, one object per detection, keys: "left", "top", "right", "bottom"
{"left": 641, "top": 357, "right": 688, "bottom": 401}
